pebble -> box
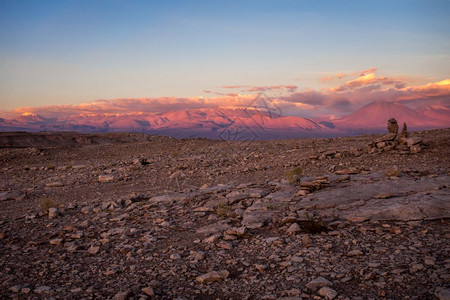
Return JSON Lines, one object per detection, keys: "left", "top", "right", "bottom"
{"left": 217, "top": 241, "right": 233, "bottom": 250}
{"left": 10, "top": 285, "right": 21, "bottom": 293}
{"left": 435, "top": 288, "right": 450, "bottom": 300}
{"left": 410, "top": 263, "right": 424, "bottom": 273}
{"left": 196, "top": 270, "right": 229, "bottom": 284}
{"left": 88, "top": 246, "right": 100, "bottom": 254}
{"left": 170, "top": 253, "right": 181, "bottom": 260}
{"left": 142, "top": 287, "right": 154, "bottom": 297}
{"left": 46, "top": 182, "right": 64, "bottom": 187}
{"left": 301, "top": 234, "right": 312, "bottom": 247}
{"left": 287, "top": 223, "right": 301, "bottom": 234}
{"left": 112, "top": 290, "right": 132, "bottom": 300}
{"left": 306, "top": 276, "right": 332, "bottom": 291}
{"left": 98, "top": 174, "right": 114, "bottom": 183}
{"left": 318, "top": 286, "right": 338, "bottom": 299}
{"left": 347, "top": 249, "right": 363, "bottom": 256}
{"left": 424, "top": 257, "right": 435, "bottom": 266}
{"left": 34, "top": 286, "right": 52, "bottom": 294}
{"left": 225, "top": 226, "right": 246, "bottom": 236}
{"left": 48, "top": 207, "right": 59, "bottom": 218}
{"left": 49, "top": 238, "right": 63, "bottom": 245}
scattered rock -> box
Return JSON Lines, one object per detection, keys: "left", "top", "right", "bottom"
{"left": 306, "top": 276, "right": 332, "bottom": 291}
{"left": 112, "top": 290, "right": 132, "bottom": 300}
{"left": 46, "top": 181, "right": 64, "bottom": 187}
{"left": 301, "top": 234, "right": 313, "bottom": 247}
{"left": 170, "top": 253, "right": 181, "bottom": 260}
{"left": 196, "top": 223, "right": 231, "bottom": 235}
{"left": 435, "top": 288, "right": 450, "bottom": 300}
{"left": 169, "top": 170, "right": 186, "bottom": 180}
{"left": 98, "top": 174, "right": 114, "bottom": 183}
{"left": 48, "top": 207, "right": 60, "bottom": 218}
{"left": 0, "top": 129, "right": 449, "bottom": 299}
{"left": 49, "top": 238, "right": 63, "bottom": 245}
{"left": 34, "top": 286, "right": 52, "bottom": 294}
{"left": 347, "top": 250, "right": 363, "bottom": 256}
{"left": 335, "top": 167, "right": 360, "bottom": 175}
{"left": 318, "top": 286, "right": 338, "bottom": 300}
{"left": 88, "top": 246, "right": 100, "bottom": 254}
{"left": 10, "top": 285, "right": 21, "bottom": 293}
{"left": 141, "top": 287, "right": 154, "bottom": 297}
{"left": 286, "top": 223, "right": 301, "bottom": 234}
{"left": 225, "top": 226, "right": 246, "bottom": 236}
{"left": 195, "top": 270, "right": 229, "bottom": 284}
{"left": 0, "top": 191, "right": 26, "bottom": 201}
{"left": 385, "top": 165, "right": 399, "bottom": 177}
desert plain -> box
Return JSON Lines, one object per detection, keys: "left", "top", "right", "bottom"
{"left": 0, "top": 129, "right": 449, "bottom": 300}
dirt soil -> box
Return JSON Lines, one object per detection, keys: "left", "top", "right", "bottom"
{"left": 0, "top": 129, "right": 449, "bottom": 299}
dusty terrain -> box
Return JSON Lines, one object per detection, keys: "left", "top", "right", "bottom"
{"left": 0, "top": 129, "right": 449, "bottom": 300}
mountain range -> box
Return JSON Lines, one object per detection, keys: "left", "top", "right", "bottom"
{"left": 1, "top": 101, "right": 449, "bottom": 139}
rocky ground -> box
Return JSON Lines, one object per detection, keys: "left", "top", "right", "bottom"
{"left": 0, "top": 129, "right": 449, "bottom": 300}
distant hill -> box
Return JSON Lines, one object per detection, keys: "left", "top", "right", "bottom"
{"left": 333, "top": 100, "right": 450, "bottom": 133}
{"left": 1, "top": 103, "right": 449, "bottom": 139}
{"left": 0, "top": 108, "right": 334, "bottom": 140}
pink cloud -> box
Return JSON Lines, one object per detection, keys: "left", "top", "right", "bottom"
{"left": 247, "top": 85, "right": 298, "bottom": 93}
{"left": 5, "top": 69, "right": 449, "bottom": 121}
{"left": 280, "top": 73, "right": 450, "bottom": 117}
{"left": 222, "top": 84, "right": 297, "bottom": 93}
{"left": 222, "top": 85, "right": 248, "bottom": 89}
{"left": 11, "top": 95, "right": 259, "bottom": 119}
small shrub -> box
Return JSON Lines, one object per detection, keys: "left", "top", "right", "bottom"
{"left": 40, "top": 197, "right": 60, "bottom": 213}
{"left": 285, "top": 167, "right": 303, "bottom": 185}
{"left": 216, "top": 202, "right": 231, "bottom": 217}
{"left": 266, "top": 204, "right": 276, "bottom": 210}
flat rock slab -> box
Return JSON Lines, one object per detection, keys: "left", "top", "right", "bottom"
{"left": 296, "top": 173, "right": 450, "bottom": 221}
{"left": 0, "top": 191, "right": 26, "bottom": 201}
{"left": 242, "top": 200, "right": 279, "bottom": 228}
{"left": 196, "top": 222, "right": 231, "bottom": 234}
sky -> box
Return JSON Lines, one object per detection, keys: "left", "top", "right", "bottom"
{"left": 1, "top": 0, "right": 449, "bottom": 118}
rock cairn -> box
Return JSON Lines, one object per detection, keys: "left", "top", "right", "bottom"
{"left": 368, "top": 118, "right": 425, "bottom": 153}
{"left": 309, "top": 118, "right": 427, "bottom": 163}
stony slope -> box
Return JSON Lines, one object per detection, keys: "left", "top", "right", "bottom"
{"left": 0, "top": 129, "right": 449, "bottom": 299}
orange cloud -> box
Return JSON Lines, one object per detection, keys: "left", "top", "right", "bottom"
{"left": 328, "top": 72, "right": 405, "bottom": 92}
{"left": 321, "top": 67, "right": 378, "bottom": 82}
{"left": 394, "top": 79, "right": 450, "bottom": 101}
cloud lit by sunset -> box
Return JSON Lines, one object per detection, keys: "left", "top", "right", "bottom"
{"left": 5, "top": 69, "right": 449, "bottom": 122}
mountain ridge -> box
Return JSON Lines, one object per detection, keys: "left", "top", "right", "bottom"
{"left": 1, "top": 101, "right": 449, "bottom": 139}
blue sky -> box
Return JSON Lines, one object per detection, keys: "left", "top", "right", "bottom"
{"left": 1, "top": 0, "right": 449, "bottom": 111}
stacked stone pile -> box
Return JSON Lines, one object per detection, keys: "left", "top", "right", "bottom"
{"left": 368, "top": 118, "right": 426, "bottom": 153}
